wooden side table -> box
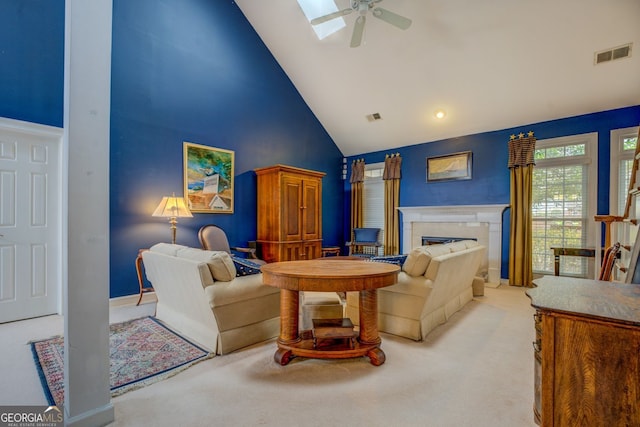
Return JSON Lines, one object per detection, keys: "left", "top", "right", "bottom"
{"left": 135, "top": 249, "right": 154, "bottom": 305}
{"left": 550, "top": 247, "right": 596, "bottom": 276}
{"left": 321, "top": 246, "right": 341, "bottom": 257}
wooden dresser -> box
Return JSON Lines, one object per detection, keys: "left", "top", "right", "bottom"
{"left": 527, "top": 276, "right": 640, "bottom": 426}
{"left": 255, "top": 164, "right": 325, "bottom": 262}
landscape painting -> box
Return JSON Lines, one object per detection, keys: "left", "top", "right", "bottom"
{"left": 427, "top": 151, "right": 472, "bottom": 182}
{"left": 183, "top": 142, "right": 234, "bottom": 213}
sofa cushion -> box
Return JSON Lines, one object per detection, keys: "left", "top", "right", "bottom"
{"left": 446, "top": 241, "right": 468, "bottom": 253}
{"left": 447, "top": 239, "right": 479, "bottom": 253}
{"left": 150, "top": 243, "right": 188, "bottom": 257}
{"left": 205, "top": 273, "right": 279, "bottom": 307}
{"left": 232, "top": 256, "right": 262, "bottom": 277}
{"left": 402, "top": 245, "right": 451, "bottom": 277}
{"left": 463, "top": 240, "right": 479, "bottom": 249}
{"left": 176, "top": 247, "right": 236, "bottom": 281}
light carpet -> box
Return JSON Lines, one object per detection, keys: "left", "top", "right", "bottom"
{"left": 110, "top": 286, "right": 537, "bottom": 427}
{"left": 31, "top": 316, "right": 212, "bottom": 406}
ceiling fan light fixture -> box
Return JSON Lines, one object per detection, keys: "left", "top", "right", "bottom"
{"left": 307, "top": 0, "right": 412, "bottom": 48}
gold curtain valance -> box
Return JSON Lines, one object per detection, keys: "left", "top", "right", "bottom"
{"left": 350, "top": 159, "right": 365, "bottom": 183}
{"left": 508, "top": 131, "right": 536, "bottom": 168}
{"left": 383, "top": 153, "right": 402, "bottom": 180}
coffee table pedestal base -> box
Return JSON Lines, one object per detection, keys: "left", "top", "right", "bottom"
{"left": 274, "top": 337, "right": 385, "bottom": 366}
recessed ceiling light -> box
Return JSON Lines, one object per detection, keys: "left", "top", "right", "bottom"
{"left": 434, "top": 110, "right": 446, "bottom": 119}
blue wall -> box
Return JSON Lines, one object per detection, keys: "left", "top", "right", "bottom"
{"left": 0, "top": 0, "right": 64, "bottom": 127}
{"left": 347, "top": 106, "right": 640, "bottom": 279}
{"left": 109, "top": 0, "right": 344, "bottom": 297}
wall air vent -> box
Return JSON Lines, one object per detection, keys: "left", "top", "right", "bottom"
{"left": 366, "top": 113, "right": 382, "bottom": 122}
{"left": 595, "top": 43, "right": 632, "bottom": 65}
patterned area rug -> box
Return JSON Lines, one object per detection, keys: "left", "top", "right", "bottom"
{"left": 30, "top": 316, "right": 212, "bottom": 406}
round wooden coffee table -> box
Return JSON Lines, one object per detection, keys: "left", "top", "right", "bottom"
{"left": 261, "top": 259, "right": 399, "bottom": 366}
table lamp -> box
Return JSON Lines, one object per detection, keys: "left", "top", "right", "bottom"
{"left": 152, "top": 193, "right": 193, "bottom": 244}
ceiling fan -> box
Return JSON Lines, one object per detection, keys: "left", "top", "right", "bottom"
{"left": 310, "top": 0, "right": 412, "bottom": 48}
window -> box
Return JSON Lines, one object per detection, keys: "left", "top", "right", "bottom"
{"left": 296, "top": 0, "right": 346, "bottom": 40}
{"left": 532, "top": 133, "right": 597, "bottom": 277}
{"left": 609, "top": 127, "right": 639, "bottom": 216}
{"left": 363, "top": 162, "right": 384, "bottom": 246}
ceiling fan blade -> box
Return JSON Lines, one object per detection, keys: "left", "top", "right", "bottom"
{"left": 372, "top": 7, "right": 412, "bottom": 30}
{"left": 350, "top": 15, "right": 366, "bottom": 48}
{"left": 310, "top": 8, "right": 353, "bottom": 25}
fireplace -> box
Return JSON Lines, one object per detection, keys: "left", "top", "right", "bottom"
{"left": 421, "top": 236, "right": 477, "bottom": 246}
{"left": 399, "top": 205, "right": 508, "bottom": 285}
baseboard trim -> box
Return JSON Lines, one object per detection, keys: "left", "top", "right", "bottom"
{"left": 109, "top": 292, "right": 157, "bottom": 308}
{"left": 65, "top": 403, "right": 114, "bottom": 427}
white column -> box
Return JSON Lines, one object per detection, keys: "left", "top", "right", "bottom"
{"left": 63, "top": 0, "right": 114, "bottom": 425}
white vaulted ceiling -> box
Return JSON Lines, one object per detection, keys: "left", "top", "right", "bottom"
{"left": 236, "top": 0, "right": 640, "bottom": 156}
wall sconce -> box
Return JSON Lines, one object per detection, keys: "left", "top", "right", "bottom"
{"left": 152, "top": 193, "right": 193, "bottom": 244}
{"left": 342, "top": 158, "right": 348, "bottom": 180}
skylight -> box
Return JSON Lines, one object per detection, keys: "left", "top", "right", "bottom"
{"left": 297, "top": 0, "right": 346, "bottom": 40}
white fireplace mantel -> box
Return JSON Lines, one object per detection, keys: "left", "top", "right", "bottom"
{"left": 398, "top": 204, "right": 509, "bottom": 285}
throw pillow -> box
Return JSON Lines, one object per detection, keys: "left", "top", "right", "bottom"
{"left": 232, "top": 256, "right": 262, "bottom": 277}
{"left": 368, "top": 254, "right": 407, "bottom": 266}
{"left": 402, "top": 244, "right": 452, "bottom": 276}
{"left": 402, "top": 247, "right": 431, "bottom": 276}
{"left": 176, "top": 248, "right": 236, "bottom": 281}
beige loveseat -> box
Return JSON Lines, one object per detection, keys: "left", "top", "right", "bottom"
{"left": 142, "top": 243, "right": 280, "bottom": 355}
{"left": 346, "top": 240, "right": 486, "bottom": 341}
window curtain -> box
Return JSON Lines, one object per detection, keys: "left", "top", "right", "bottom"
{"left": 383, "top": 153, "right": 401, "bottom": 255}
{"left": 350, "top": 159, "right": 365, "bottom": 239}
{"left": 508, "top": 132, "right": 536, "bottom": 287}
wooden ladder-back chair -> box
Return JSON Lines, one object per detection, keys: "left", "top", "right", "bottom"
{"left": 598, "top": 242, "right": 621, "bottom": 281}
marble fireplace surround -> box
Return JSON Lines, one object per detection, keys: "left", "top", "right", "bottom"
{"left": 398, "top": 205, "right": 509, "bottom": 285}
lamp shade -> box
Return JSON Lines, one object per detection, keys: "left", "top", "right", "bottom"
{"left": 152, "top": 194, "right": 193, "bottom": 218}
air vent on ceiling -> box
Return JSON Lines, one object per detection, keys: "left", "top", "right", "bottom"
{"left": 595, "top": 43, "right": 632, "bottom": 65}
{"left": 366, "top": 113, "right": 382, "bottom": 122}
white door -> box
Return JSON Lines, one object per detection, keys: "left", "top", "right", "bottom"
{"left": 0, "top": 120, "right": 62, "bottom": 323}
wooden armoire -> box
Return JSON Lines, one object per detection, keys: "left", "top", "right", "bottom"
{"left": 255, "top": 165, "right": 325, "bottom": 262}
